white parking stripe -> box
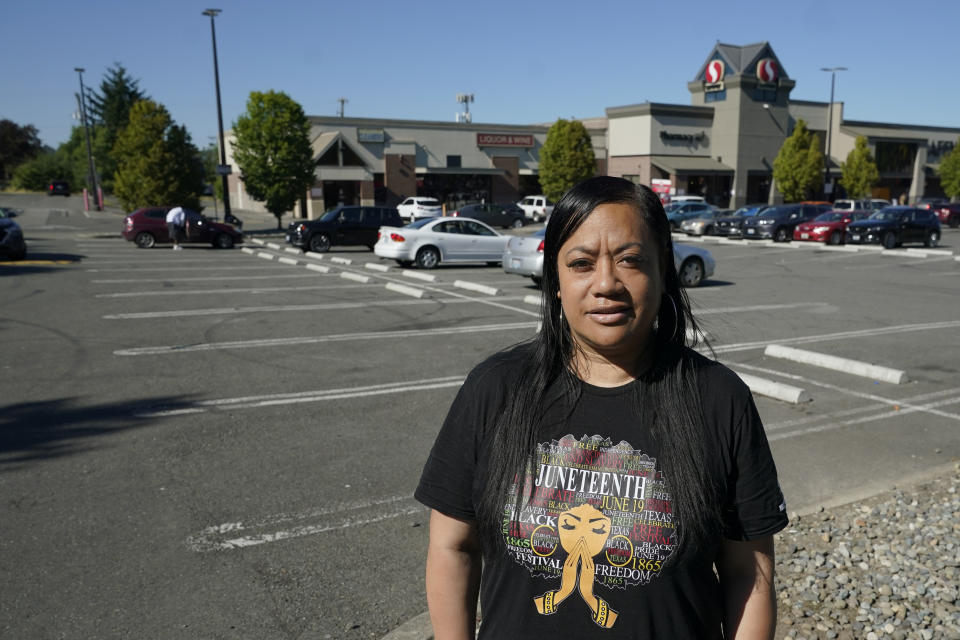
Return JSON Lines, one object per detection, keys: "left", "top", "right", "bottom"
{"left": 87, "top": 265, "right": 293, "bottom": 273}
{"left": 95, "top": 283, "right": 371, "bottom": 298}
{"left": 186, "top": 495, "right": 425, "bottom": 552}
{"left": 694, "top": 302, "right": 830, "bottom": 315}
{"left": 114, "top": 321, "right": 538, "bottom": 356}
{"left": 92, "top": 273, "right": 322, "bottom": 284}
{"left": 711, "top": 320, "right": 960, "bottom": 353}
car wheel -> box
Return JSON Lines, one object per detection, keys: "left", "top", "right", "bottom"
{"left": 309, "top": 233, "right": 331, "bottom": 253}
{"left": 366, "top": 244, "right": 375, "bottom": 251}
{"left": 828, "top": 230, "right": 841, "bottom": 245}
{"left": 924, "top": 230, "right": 940, "bottom": 248}
{"left": 11, "top": 243, "right": 27, "bottom": 261}
{"left": 135, "top": 232, "right": 156, "bottom": 249}
{"left": 882, "top": 231, "right": 897, "bottom": 249}
{"left": 704, "top": 226, "right": 714, "bottom": 236}
{"left": 215, "top": 233, "right": 234, "bottom": 249}
{"left": 678, "top": 257, "right": 705, "bottom": 288}
{"left": 415, "top": 246, "right": 440, "bottom": 269}
{"left": 511, "top": 218, "right": 524, "bottom": 229}
{"left": 774, "top": 227, "right": 789, "bottom": 242}
{"left": 395, "top": 260, "right": 413, "bottom": 267}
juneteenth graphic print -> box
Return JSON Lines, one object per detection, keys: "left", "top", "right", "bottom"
{"left": 502, "top": 435, "right": 678, "bottom": 628}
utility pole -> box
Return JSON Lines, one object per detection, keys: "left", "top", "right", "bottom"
{"left": 74, "top": 67, "right": 101, "bottom": 211}
{"left": 821, "top": 66, "right": 847, "bottom": 201}
{"left": 203, "top": 9, "right": 238, "bottom": 227}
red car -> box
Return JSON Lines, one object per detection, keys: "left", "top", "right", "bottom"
{"left": 122, "top": 206, "right": 243, "bottom": 249}
{"left": 793, "top": 210, "right": 869, "bottom": 244}
{"left": 932, "top": 202, "right": 960, "bottom": 228}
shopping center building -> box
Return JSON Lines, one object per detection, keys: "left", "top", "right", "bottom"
{"left": 225, "top": 41, "right": 957, "bottom": 217}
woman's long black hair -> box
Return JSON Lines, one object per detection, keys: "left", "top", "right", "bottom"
{"left": 477, "top": 176, "right": 722, "bottom": 561}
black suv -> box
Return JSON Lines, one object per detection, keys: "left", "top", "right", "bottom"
{"left": 845, "top": 207, "right": 941, "bottom": 249}
{"left": 48, "top": 180, "right": 70, "bottom": 196}
{"left": 450, "top": 203, "right": 526, "bottom": 229}
{"left": 741, "top": 203, "right": 830, "bottom": 242}
{"left": 287, "top": 205, "right": 403, "bottom": 253}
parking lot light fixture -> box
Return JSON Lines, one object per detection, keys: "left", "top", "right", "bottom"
{"left": 203, "top": 8, "right": 235, "bottom": 225}
{"left": 821, "top": 66, "right": 847, "bottom": 201}
{"left": 74, "top": 67, "right": 101, "bottom": 211}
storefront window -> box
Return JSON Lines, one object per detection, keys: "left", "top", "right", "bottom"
{"left": 875, "top": 142, "right": 917, "bottom": 174}
{"left": 446, "top": 155, "right": 461, "bottom": 168}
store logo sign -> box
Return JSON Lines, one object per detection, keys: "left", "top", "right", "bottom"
{"left": 477, "top": 133, "right": 534, "bottom": 147}
{"left": 757, "top": 58, "right": 779, "bottom": 84}
{"left": 705, "top": 60, "right": 725, "bottom": 84}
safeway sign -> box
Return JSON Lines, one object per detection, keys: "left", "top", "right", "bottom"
{"left": 476, "top": 133, "right": 534, "bottom": 147}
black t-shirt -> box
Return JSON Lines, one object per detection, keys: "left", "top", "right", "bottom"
{"left": 415, "top": 347, "right": 788, "bottom": 639}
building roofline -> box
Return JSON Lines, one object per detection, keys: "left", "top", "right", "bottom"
{"left": 307, "top": 114, "right": 551, "bottom": 133}
{"left": 606, "top": 102, "right": 714, "bottom": 118}
{"left": 841, "top": 119, "right": 960, "bottom": 135}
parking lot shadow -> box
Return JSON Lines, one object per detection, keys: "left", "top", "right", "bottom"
{"left": 0, "top": 395, "right": 194, "bottom": 469}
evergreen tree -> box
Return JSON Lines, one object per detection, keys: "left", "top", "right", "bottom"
{"left": 84, "top": 64, "right": 148, "bottom": 193}
{"left": 773, "top": 119, "right": 823, "bottom": 202}
{"left": 938, "top": 138, "right": 960, "bottom": 200}
{"left": 232, "top": 90, "right": 315, "bottom": 229}
{"left": 0, "top": 119, "right": 43, "bottom": 181}
{"left": 538, "top": 119, "right": 597, "bottom": 202}
{"left": 112, "top": 100, "right": 204, "bottom": 211}
{"left": 840, "top": 136, "right": 880, "bottom": 200}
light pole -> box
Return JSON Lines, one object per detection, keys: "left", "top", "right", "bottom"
{"left": 74, "top": 67, "right": 101, "bottom": 211}
{"left": 821, "top": 66, "right": 847, "bottom": 201}
{"left": 203, "top": 9, "right": 237, "bottom": 226}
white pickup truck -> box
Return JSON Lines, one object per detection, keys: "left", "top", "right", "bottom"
{"left": 518, "top": 195, "right": 554, "bottom": 222}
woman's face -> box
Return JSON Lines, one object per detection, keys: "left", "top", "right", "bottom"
{"left": 557, "top": 202, "right": 664, "bottom": 364}
{"left": 558, "top": 503, "right": 611, "bottom": 558}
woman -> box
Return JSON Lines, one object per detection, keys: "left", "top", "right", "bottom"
{"left": 415, "top": 176, "right": 787, "bottom": 639}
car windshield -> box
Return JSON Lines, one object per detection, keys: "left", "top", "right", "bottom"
{"left": 319, "top": 207, "right": 343, "bottom": 222}
{"left": 760, "top": 206, "right": 793, "bottom": 218}
{"left": 868, "top": 209, "right": 903, "bottom": 221}
{"left": 406, "top": 218, "right": 434, "bottom": 229}
{"left": 814, "top": 213, "right": 844, "bottom": 222}
{"left": 663, "top": 204, "right": 682, "bottom": 213}
{"left": 732, "top": 206, "right": 759, "bottom": 217}
{"left": 418, "top": 199, "right": 440, "bottom": 207}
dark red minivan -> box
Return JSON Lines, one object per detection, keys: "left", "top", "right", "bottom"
{"left": 122, "top": 206, "right": 243, "bottom": 249}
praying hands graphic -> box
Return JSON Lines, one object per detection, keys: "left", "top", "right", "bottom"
{"left": 533, "top": 503, "right": 618, "bottom": 628}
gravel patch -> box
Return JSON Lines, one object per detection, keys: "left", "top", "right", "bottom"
{"left": 775, "top": 467, "right": 960, "bottom": 639}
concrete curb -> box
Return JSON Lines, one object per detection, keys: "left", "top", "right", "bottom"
{"left": 735, "top": 371, "right": 810, "bottom": 404}
{"left": 241, "top": 247, "right": 255, "bottom": 254}
{"left": 330, "top": 256, "right": 353, "bottom": 265}
{"left": 341, "top": 272, "right": 371, "bottom": 283}
{"left": 523, "top": 294, "right": 541, "bottom": 307}
{"left": 365, "top": 262, "right": 391, "bottom": 272}
{"left": 402, "top": 270, "right": 438, "bottom": 283}
{"left": 284, "top": 247, "right": 303, "bottom": 255}
{"left": 256, "top": 251, "right": 274, "bottom": 260}
{"left": 386, "top": 282, "right": 428, "bottom": 299}
{"left": 764, "top": 344, "right": 907, "bottom": 384}
{"left": 278, "top": 257, "right": 299, "bottom": 266}
{"left": 454, "top": 280, "right": 501, "bottom": 296}
{"left": 305, "top": 263, "right": 329, "bottom": 273}
{"left": 266, "top": 242, "right": 282, "bottom": 250}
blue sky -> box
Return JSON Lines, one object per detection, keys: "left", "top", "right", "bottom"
{"left": 4, "top": 0, "right": 958, "bottom": 149}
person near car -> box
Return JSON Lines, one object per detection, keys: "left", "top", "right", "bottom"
{"left": 165, "top": 206, "right": 186, "bottom": 250}
{"left": 416, "top": 176, "right": 787, "bottom": 639}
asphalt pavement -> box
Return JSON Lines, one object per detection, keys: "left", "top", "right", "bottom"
{"left": 1, "top": 192, "right": 959, "bottom": 639}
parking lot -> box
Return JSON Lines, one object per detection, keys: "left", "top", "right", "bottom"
{"left": 2, "top": 198, "right": 960, "bottom": 639}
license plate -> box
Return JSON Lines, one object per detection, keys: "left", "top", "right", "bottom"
{"left": 746, "top": 228, "right": 755, "bottom": 235}
{"left": 285, "top": 234, "right": 291, "bottom": 243}
{"left": 800, "top": 233, "right": 809, "bottom": 239}
{"left": 852, "top": 234, "right": 861, "bottom": 241}
{"left": 511, "top": 259, "right": 522, "bottom": 269}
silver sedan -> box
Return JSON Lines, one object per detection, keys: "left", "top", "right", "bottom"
{"left": 374, "top": 217, "right": 510, "bottom": 269}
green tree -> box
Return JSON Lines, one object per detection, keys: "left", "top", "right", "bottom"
{"left": 840, "top": 136, "right": 880, "bottom": 200}
{"left": 538, "top": 118, "right": 597, "bottom": 202}
{"left": 10, "top": 152, "right": 73, "bottom": 191}
{"left": 84, "top": 64, "right": 148, "bottom": 193}
{"left": 112, "top": 100, "right": 205, "bottom": 211}
{"left": 0, "top": 119, "right": 43, "bottom": 182}
{"left": 938, "top": 138, "right": 960, "bottom": 200}
{"left": 232, "top": 90, "right": 315, "bottom": 229}
{"left": 773, "top": 118, "right": 823, "bottom": 202}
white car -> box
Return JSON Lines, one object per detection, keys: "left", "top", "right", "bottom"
{"left": 518, "top": 195, "right": 554, "bottom": 222}
{"left": 396, "top": 197, "right": 442, "bottom": 223}
{"left": 375, "top": 217, "right": 510, "bottom": 269}
{"left": 500, "top": 238, "right": 715, "bottom": 288}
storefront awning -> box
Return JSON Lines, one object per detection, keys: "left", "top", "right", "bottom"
{"left": 650, "top": 155, "right": 734, "bottom": 175}
{"left": 415, "top": 167, "right": 506, "bottom": 175}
